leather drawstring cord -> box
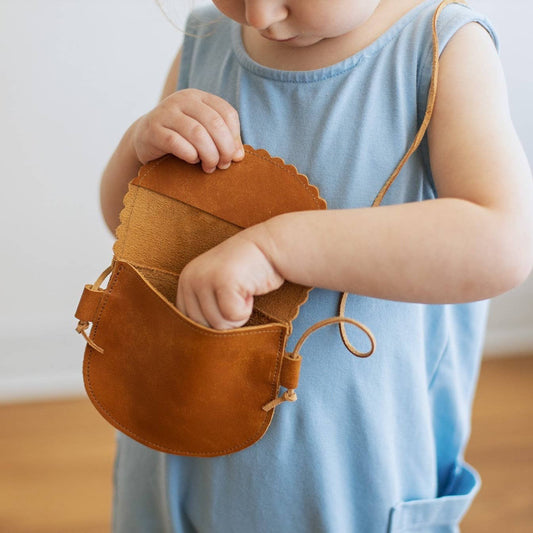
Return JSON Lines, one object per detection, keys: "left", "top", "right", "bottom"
{"left": 265, "top": 0, "right": 466, "bottom": 410}
{"left": 262, "top": 316, "right": 375, "bottom": 411}
{"left": 336, "top": 0, "right": 465, "bottom": 358}
{"left": 76, "top": 321, "right": 104, "bottom": 354}
{"left": 75, "top": 263, "right": 114, "bottom": 354}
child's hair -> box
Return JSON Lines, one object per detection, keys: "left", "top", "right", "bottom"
{"left": 155, "top": 0, "right": 221, "bottom": 37}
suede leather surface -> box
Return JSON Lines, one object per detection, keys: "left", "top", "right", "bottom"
{"left": 77, "top": 146, "right": 328, "bottom": 456}
{"left": 131, "top": 148, "right": 326, "bottom": 228}
{"left": 84, "top": 260, "right": 288, "bottom": 456}
{"left": 114, "top": 147, "right": 327, "bottom": 326}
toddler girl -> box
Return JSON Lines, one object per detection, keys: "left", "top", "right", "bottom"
{"left": 101, "top": 1, "right": 533, "bottom": 531}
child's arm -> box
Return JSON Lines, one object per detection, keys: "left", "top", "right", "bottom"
{"left": 177, "top": 23, "right": 533, "bottom": 329}
{"left": 100, "top": 50, "right": 244, "bottom": 233}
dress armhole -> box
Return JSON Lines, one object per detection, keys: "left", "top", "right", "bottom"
{"left": 416, "top": 4, "right": 499, "bottom": 196}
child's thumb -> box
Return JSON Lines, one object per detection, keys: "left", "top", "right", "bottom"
{"left": 216, "top": 288, "right": 253, "bottom": 329}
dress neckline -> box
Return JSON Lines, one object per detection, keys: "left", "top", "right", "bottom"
{"left": 231, "top": 0, "right": 442, "bottom": 83}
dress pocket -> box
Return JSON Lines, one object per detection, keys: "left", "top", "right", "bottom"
{"left": 388, "top": 463, "right": 481, "bottom": 532}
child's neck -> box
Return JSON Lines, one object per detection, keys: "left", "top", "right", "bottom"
{"left": 241, "top": 0, "right": 428, "bottom": 71}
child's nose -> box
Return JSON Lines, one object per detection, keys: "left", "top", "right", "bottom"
{"left": 244, "top": 0, "right": 289, "bottom": 31}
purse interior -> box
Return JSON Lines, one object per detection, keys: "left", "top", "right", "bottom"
{"left": 114, "top": 183, "right": 311, "bottom": 327}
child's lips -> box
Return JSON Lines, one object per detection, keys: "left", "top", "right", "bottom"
{"left": 261, "top": 33, "right": 297, "bottom": 43}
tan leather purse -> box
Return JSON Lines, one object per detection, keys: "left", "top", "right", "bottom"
{"left": 75, "top": 147, "right": 374, "bottom": 457}
{"left": 75, "top": 0, "right": 459, "bottom": 457}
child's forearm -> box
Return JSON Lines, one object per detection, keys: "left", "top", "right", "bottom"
{"left": 257, "top": 198, "right": 532, "bottom": 304}
{"left": 100, "top": 120, "right": 144, "bottom": 234}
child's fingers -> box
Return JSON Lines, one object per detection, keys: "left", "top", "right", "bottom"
{"left": 196, "top": 286, "right": 247, "bottom": 330}
{"left": 199, "top": 92, "right": 244, "bottom": 158}
{"left": 156, "top": 127, "right": 200, "bottom": 164}
{"left": 137, "top": 89, "right": 244, "bottom": 170}
{"left": 214, "top": 286, "right": 253, "bottom": 328}
{"left": 162, "top": 111, "right": 220, "bottom": 171}
{"left": 173, "top": 100, "right": 241, "bottom": 172}
{"left": 177, "top": 273, "right": 250, "bottom": 330}
{"left": 176, "top": 281, "right": 210, "bottom": 328}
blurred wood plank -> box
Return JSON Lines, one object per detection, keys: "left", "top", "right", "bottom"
{"left": 463, "top": 356, "right": 533, "bottom": 533}
{"left": 0, "top": 398, "right": 115, "bottom": 533}
{"left": 0, "top": 356, "right": 531, "bottom": 532}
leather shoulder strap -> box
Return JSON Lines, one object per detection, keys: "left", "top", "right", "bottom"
{"left": 372, "top": 0, "right": 467, "bottom": 207}
{"left": 337, "top": 0, "right": 468, "bottom": 357}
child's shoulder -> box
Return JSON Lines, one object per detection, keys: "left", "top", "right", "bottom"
{"left": 408, "top": 1, "right": 499, "bottom": 111}
{"left": 375, "top": 0, "right": 498, "bottom": 52}
{"left": 422, "top": 1, "right": 497, "bottom": 47}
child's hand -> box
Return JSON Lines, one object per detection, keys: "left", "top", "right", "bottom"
{"left": 176, "top": 227, "right": 285, "bottom": 330}
{"left": 132, "top": 89, "right": 245, "bottom": 173}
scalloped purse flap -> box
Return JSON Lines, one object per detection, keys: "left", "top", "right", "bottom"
{"left": 113, "top": 146, "right": 327, "bottom": 326}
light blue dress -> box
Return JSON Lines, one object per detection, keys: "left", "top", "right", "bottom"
{"left": 112, "top": 1, "right": 498, "bottom": 531}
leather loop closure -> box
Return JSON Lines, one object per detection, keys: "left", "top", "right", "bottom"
{"left": 279, "top": 352, "right": 302, "bottom": 390}
{"left": 75, "top": 265, "right": 112, "bottom": 355}
{"left": 75, "top": 285, "right": 105, "bottom": 353}
{"left": 262, "top": 315, "right": 374, "bottom": 412}
{"left": 75, "top": 285, "right": 104, "bottom": 323}
{"left": 264, "top": 352, "right": 302, "bottom": 412}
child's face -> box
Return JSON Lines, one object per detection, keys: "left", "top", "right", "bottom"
{"left": 212, "top": 0, "right": 381, "bottom": 48}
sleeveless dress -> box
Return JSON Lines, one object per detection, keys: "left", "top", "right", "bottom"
{"left": 112, "top": 1, "right": 498, "bottom": 531}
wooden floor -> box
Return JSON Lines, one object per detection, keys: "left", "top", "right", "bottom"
{"left": 0, "top": 356, "right": 532, "bottom": 532}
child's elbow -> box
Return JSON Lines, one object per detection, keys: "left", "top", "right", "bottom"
{"left": 504, "top": 252, "right": 533, "bottom": 293}
{"left": 494, "top": 212, "right": 533, "bottom": 294}
{"left": 511, "top": 245, "right": 533, "bottom": 289}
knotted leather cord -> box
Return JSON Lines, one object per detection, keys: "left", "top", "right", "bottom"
{"left": 262, "top": 316, "right": 375, "bottom": 411}
{"left": 76, "top": 321, "right": 104, "bottom": 354}
{"left": 335, "top": 0, "right": 466, "bottom": 360}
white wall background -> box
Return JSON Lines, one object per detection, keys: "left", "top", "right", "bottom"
{"left": 1, "top": 0, "right": 531, "bottom": 403}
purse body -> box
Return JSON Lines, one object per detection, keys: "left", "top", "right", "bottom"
{"left": 81, "top": 260, "right": 290, "bottom": 456}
